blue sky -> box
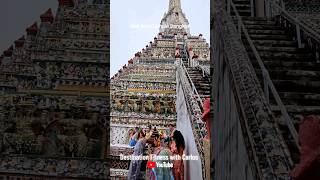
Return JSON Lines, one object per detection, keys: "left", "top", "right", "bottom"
{"left": 110, "top": 0, "right": 210, "bottom": 76}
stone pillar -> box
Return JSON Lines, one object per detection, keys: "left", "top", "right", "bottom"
{"left": 255, "top": 0, "right": 265, "bottom": 17}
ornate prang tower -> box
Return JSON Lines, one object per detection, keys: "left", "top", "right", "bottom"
{"left": 110, "top": 0, "right": 211, "bottom": 179}
{"left": 160, "top": 0, "right": 190, "bottom": 36}
{"left": 0, "top": 0, "right": 109, "bottom": 179}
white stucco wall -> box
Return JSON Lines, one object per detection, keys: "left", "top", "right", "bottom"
{"left": 175, "top": 69, "right": 203, "bottom": 180}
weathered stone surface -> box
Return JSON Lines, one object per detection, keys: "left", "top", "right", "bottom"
{"left": 0, "top": 155, "right": 108, "bottom": 179}
{"left": 0, "top": 0, "right": 109, "bottom": 178}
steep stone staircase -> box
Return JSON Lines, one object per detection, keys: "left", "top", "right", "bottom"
{"left": 232, "top": 0, "right": 320, "bottom": 164}
{"left": 186, "top": 67, "right": 211, "bottom": 98}
{"left": 180, "top": 44, "right": 211, "bottom": 110}
{"left": 232, "top": 0, "right": 252, "bottom": 16}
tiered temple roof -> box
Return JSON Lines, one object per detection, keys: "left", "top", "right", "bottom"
{"left": 110, "top": 0, "right": 210, "bottom": 178}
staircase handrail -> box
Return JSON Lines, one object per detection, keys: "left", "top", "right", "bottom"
{"left": 176, "top": 58, "right": 207, "bottom": 179}
{"left": 181, "top": 60, "right": 204, "bottom": 108}
{"left": 229, "top": 1, "right": 299, "bottom": 148}
{"left": 215, "top": 1, "right": 294, "bottom": 178}
{"left": 266, "top": 0, "right": 320, "bottom": 49}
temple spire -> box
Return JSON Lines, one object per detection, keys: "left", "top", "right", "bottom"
{"left": 169, "top": 0, "right": 181, "bottom": 11}
{"left": 160, "top": 0, "right": 190, "bottom": 36}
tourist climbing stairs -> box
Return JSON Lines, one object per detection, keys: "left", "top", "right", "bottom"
{"left": 231, "top": 0, "right": 320, "bottom": 164}
{"left": 179, "top": 44, "right": 189, "bottom": 66}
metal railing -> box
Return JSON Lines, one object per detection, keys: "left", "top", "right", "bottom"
{"left": 266, "top": 0, "right": 320, "bottom": 61}
{"left": 228, "top": 1, "right": 300, "bottom": 147}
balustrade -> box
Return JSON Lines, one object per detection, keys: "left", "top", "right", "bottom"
{"left": 214, "top": 0, "right": 295, "bottom": 178}
{"left": 176, "top": 58, "right": 208, "bottom": 178}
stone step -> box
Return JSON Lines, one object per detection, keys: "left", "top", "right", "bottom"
{"left": 256, "top": 61, "right": 320, "bottom": 71}
{"left": 187, "top": 71, "right": 202, "bottom": 74}
{"left": 186, "top": 68, "right": 199, "bottom": 70}
{"left": 231, "top": 9, "right": 251, "bottom": 17}
{"left": 235, "top": 4, "right": 251, "bottom": 10}
{"left": 188, "top": 73, "right": 207, "bottom": 77}
{"left": 272, "top": 79, "right": 320, "bottom": 93}
{"left": 192, "top": 79, "right": 209, "bottom": 83}
{"left": 256, "top": 69, "right": 320, "bottom": 81}
{"left": 241, "top": 16, "right": 273, "bottom": 21}
{"left": 188, "top": 76, "right": 210, "bottom": 81}
{"left": 188, "top": 76, "right": 209, "bottom": 80}
{"left": 247, "top": 34, "right": 292, "bottom": 40}
{"left": 192, "top": 82, "right": 210, "bottom": 86}
{"left": 197, "top": 90, "right": 211, "bottom": 95}
{"left": 192, "top": 79, "right": 210, "bottom": 83}
{"left": 194, "top": 85, "right": 211, "bottom": 89}
{"left": 278, "top": 92, "right": 320, "bottom": 106}
{"left": 271, "top": 105, "right": 320, "bottom": 115}
{"left": 254, "top": 46, "right": 308, "bottom": 53}
{"left": 245, "top": 45, "right": 306, "bottom": 53}
{"left": 248, "top": 52, "right": 314, "bottom": 61}
{"left": 247, "top": 29, "right": 286, "bottom": 35}
{"left": 232, "top": 0, "right": 250, "bottom": 4}
{"left": 187, "top": 70, "right": 203, "bottom": 73}
{"left": 233, "top": 0, "right": 251, "bottom": 4}
{"left": 188, "top": 74, "right": 208, "bottom": 78}
{"left": 186, "top": 67, "right": 211, "bottom": 97}
{"left": 243, "top": 20, "right": 276, "bottom": 26}
{"left": 188, "top": 75, "right": 208, "bottom": 79}
{"left": 245, "top": 24, "right": 281, "bottom": 30}
{"left": 188, "top": 76, "right": 207, "bottom": 80}
{"left": 197, "top": 91, "right": 211, "bottom": 95}
{"left": 189, "top": 76, "right": 210, "bottom": 81}
{"left": 240, "top": 16, "right": 320, "bottom": 166}
{"left": 199, "top": 94, "right": 210, "bottom": 98}
{"left": 252, "top": 39, "right": 297, "bottom": 47}
{"left": 191, "top": 74, "right": 210, "bottom": 78}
